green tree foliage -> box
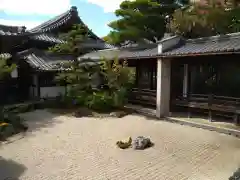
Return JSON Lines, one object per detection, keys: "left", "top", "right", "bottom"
{"left": 49, "top": 24, "right": 92, "bottom": 56}
{"left": 55, "top": 61, "right": 99, "bottom": 99}
{"left": 106, "top": 0, "right": 188, "bottom": 45}
{"left": 0, "top": 58, "right": 16, "bottom": 80}
{"left": 169, "top": 0, "right": 240, "bottom": 38}
{"left": 0, "top": 58, "right": 24, "bottom": 141}
{"left": 55, "top": 58, "right": 135, "bottom": 111}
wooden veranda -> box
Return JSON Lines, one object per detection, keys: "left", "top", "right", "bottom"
{"left": 128, "top": 54, "right": 240, "bottom": 125}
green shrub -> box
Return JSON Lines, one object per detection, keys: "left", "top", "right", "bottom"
{"left": 2, "top": 103, "right": 35, "bottom": 114}
{"left": 112, "top": 87, "right": 128, "bottom": 108}
{"left": 3, "top": 113, "right": 25, "bottom": 131}
{"left": 0, "top": 122, "right": 14, "bottom": 140}
{"left": 54, "top": 58, "right": 134, "bottom": 112}
{"left": 85, "top": 91, "right": 113, "bottom": 112}
{"left": 0, "top": 112, "right": 28, "bottom": 140}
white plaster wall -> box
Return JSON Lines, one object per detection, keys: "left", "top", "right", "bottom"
{"left": 11, "top": 68, "right": 18, "bottom": 78}
{"left": 158, "top": 36, "right": 181, "bottom": 53}
{"left": 40, "top": 86, "right": 65, "bottom": 98}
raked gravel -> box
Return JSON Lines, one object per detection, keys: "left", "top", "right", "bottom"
{"left": 0, "top": 110, "right": 240, "bottom": 180}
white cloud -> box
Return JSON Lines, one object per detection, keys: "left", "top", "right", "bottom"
{"left": 0, "top": 19, "right": 43, "bottom": 29}
{"left": 0, "top": 0, "right": 71, "bottom": 15}
{"left": 86, "top": 0, "right": 126, "bottom": 12}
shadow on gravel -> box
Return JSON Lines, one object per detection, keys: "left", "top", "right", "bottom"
{"left": 0, "top": 156, "right": 26, "bottom": 180}
{"left": 19, "top": 110, "right": 62, "bottom": 134}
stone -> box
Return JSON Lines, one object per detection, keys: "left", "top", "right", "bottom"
{"left": 132, "top": 136, "right": 153, "bottom": 150}
{"left": 116, "top": 137, "right": 132, "bottom": 149}
{"left": 74, "top": 108, "right": 93, "bottom": 118}
{"left": 110, "top": 111, "right": 128, "bottom": 118}
{"left": 229, "top": 168, "right": 240, "bottom": 180}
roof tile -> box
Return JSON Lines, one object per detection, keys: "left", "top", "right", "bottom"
{"left": 161, "top": 32, "right": 240, "bottom": 57}
{"left": 79, "top": 44, "right": 158, "bottom": 60}
{"left": 18, "top": 49, "right": 74, "bottom": 71}
{"left": 30, "top": 34, "right": 65, "bottom": 44}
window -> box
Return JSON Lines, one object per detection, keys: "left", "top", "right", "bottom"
{"left": 39, "top": 73, "right": 57, "bottom": 87}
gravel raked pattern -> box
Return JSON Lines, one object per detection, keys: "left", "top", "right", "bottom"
{"left": 0, "top": 110, "right": 240, "bottom": 180}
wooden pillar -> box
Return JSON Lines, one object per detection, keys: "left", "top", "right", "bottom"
{"left": 156, "top": 58, "right": 171, "bottom": 118}
{"left": 135, "top": 60, "right": 139, "bottom": 88}
{"left": 33, "top": 74, "right": 40, "bottom": 99}
{"left": 183, "top": 64, "right": 189, "bottom": 97}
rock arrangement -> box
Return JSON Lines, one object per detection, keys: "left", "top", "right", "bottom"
{"left": 132, "top": 136, "right": 153, "bottom": 150}
{"left": 116, "top": 136, "right": 153, "bottom": 150}
{"left": 74, "top": 108, "right": 129, "bottom": 118}
{"left": 229, "top": 168, "right": 240, "bottom": 180}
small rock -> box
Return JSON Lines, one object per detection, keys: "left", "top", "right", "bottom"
{"left": 229, "top": 168, "right": 240, "bottom": 180}
{"left": 132, "top": 136, "right": 152, "bottom": 150}
{"left": 110, "top": 111, "right": 128, "bottom": 118}
{"left": 74, "top": 108, "right": 93, "bottom": 118}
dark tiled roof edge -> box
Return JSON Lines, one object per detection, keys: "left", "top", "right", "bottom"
{"left": 186, "top": 32, "right": 240, "bottom": 43}
{"left": 29, "top": 6, "right": 76, "bottom": 33}
{"left": 30, "top": 33, "right": 65, "bottom": 44}
{"left": 28, "top": 6, "right": 100, "bottom": 41}
{"left": 0, "top": 24, "right": 28, "bottom": 36}
{"left": 160, "top": 32, "right": 240, "bottom": 57}
{"left": 0, "top": 53, "right": 12, "bottom": 59}
{"left": 18, "top": 48, "right": 75, "bottom": 71}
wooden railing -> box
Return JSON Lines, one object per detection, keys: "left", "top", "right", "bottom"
{"left": 128, "top": 88, "right": 156, "bottom": 107}
{"left": 174, "top": 94, "right": 240, "bottom": 124}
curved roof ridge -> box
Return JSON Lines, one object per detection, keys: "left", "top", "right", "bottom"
{"left": 28, "top": 6, "right": 101, "bottom": 41}
{"left": 29, "top": 6, "right": 77, "bottom": 33}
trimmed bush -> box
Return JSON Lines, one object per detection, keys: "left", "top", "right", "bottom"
{"left": 85, "top": 91, "right": 114, "bottom": 112}
{"left": 0, "top": 113, "right": 28, "bottom": 141}
{"left": 2, "top": 103, "right": 35, "bottom": 114}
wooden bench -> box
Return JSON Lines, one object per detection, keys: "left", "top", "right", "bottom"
{"left": 128, "top": 88, "right": 156, "bottom": 107}
{"left": 175, "top": 94, "right": 240, "bottom": 125}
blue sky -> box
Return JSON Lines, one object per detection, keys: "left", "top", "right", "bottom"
{"left": 0, "top": 0, "right": 124, "bottom": 37}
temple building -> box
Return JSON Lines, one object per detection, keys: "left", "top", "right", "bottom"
{"left": 0, "top": 6, "right": 112, "bottom": 103}
{"left": 79, "top": 32, "right": 240, "bottom": 125}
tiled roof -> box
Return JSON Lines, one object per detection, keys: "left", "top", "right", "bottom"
{"left": 29, "top": 7, "right": 77, "bottom": 33}
{"left": 29, "top": 6, "right": 100, "bottom": 40}
{"left": 0, "top": 25, "right": 26, "bottom": 36}
{"left": 80, "top": 32, "right": 240, "bottom": 60}
{"left": 161, "top": 32, "right": 240, "bottom": 57}
{"left": 79, "top": 39, "right": 115, "bottom": 50}
{"left": 0, "top": 53, "right": 12, "bottom": 59}
{"left": 79, "top": 44, "right": 158, "bottom": 60}
{"left": 30, "top": 34, "right": 65, "bottom": 44}
{"left": 30, "top": 33, "right": 114, "bottom": 49}
{"left": 18, "top": 49, "right": 75, "bottom": 71}
{"left": 78, "top": 35, "right": 180, "bottom": 60}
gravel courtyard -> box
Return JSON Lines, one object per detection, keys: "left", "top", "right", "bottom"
{"left": 0, "top": 110, "right": 240, "bottom": 180}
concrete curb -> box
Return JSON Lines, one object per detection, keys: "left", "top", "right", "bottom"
{"left": 165, "top": 117, "right": 240, "bottom": 138}
{"left": 125, "top": 105, "right": 240, "bottom": 138}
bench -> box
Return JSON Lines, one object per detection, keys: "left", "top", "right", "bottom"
{"left": 175, "top": 94, "right": 240, "bottom": 125}
{"left": 128, "top": 88, "right": 156, "bottom": 107}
